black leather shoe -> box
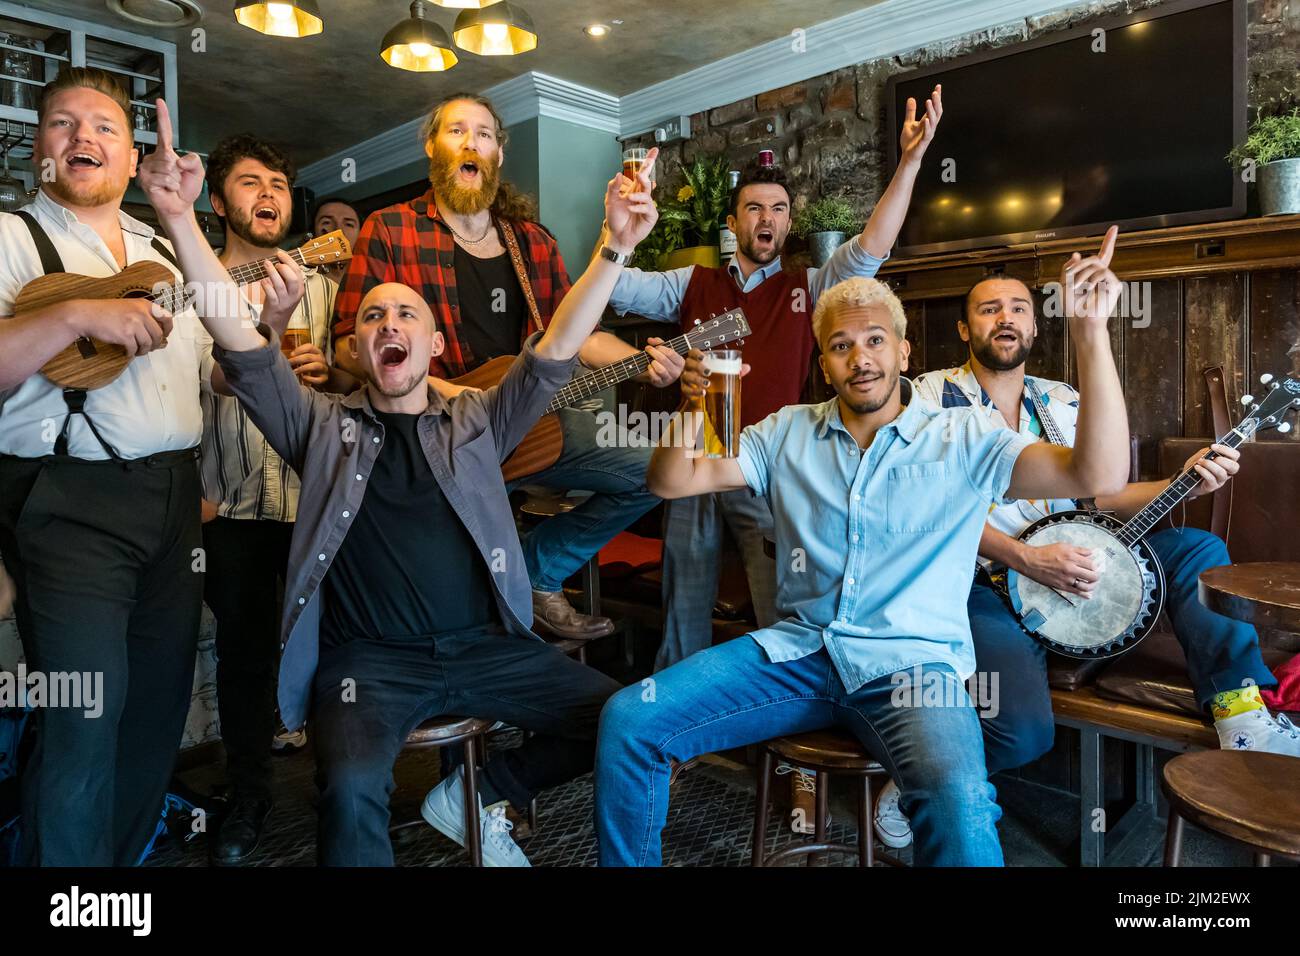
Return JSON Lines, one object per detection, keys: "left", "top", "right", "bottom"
{"left": 211, "top": 797, "right": 272, "bottom": 866}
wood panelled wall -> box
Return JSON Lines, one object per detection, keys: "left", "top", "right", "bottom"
{"left": 902, "top": 268, "right": 1300, "bottom": 480}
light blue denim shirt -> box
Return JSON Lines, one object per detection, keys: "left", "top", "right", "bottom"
{"left": 736, "top": 380, "right": 1036, "bottom": 690}
{"left": 607, "top": 236, "right": 888, "bottom": 323}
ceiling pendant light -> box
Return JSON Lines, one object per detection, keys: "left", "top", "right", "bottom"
{"left": 453, "top": 2, "right": 537, "bottom": 56}
{"left": 381, "top": 1, "right": 458, "bottom": 72}
{"left": 233, "top": 0, "right": 323, "bottom": 38}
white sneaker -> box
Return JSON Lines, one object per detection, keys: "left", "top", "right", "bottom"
{"left": 271, "top": 723, "right": 307, "bottom": 752}
{"left": 420, "top": 765, "right": 531, "bottom": 867}
{"left": 873, "top": 778, "right": 913, "bottom": 849}
{"left": 1216, "top": 709, "right": 1300, "bottom": 757}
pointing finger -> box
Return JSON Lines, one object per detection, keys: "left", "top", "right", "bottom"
{"left": 153, "top": 98, "right": 175, "bottom": 155}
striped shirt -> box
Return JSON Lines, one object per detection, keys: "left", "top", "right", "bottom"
{"left": 912, "top": 362, "right": 1081, "bottom": 566}
{"left": 198, "top": 270, "right": 337, "bottom": 521}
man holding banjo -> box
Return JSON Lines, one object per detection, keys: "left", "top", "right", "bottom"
{"left": 872, "top": 228, "right": 1297, "bottom": 850}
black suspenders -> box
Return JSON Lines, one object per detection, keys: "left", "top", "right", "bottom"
{"left": 13, "top": 210, "right": 177, "bottom": 462}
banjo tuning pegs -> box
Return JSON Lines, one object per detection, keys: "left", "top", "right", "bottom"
{"left": 1241, "top": 394, "right": 1254, "bottom": 407}
{"left": 1279, "top": 422, "right": 1293, "bottom": 434}
{"left": 1260, "top": 373, "right": 1275, "bottom": 385}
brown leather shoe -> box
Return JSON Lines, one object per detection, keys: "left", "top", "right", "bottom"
{"left": 532, "top": 589, "right": 615, "bottom": 640}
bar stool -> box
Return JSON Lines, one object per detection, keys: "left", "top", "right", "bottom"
{"left": 390, "top": 715, "right": 493, "bottom": 866}
{"left": 752, "top": 727, "right": 899, "bottom": 867}
{"left": 1162, "top": 750, "right": 1300, "bottom": 866}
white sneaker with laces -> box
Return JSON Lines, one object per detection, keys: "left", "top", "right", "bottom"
{"left": 1216, "top": 709, "right": 1300, "bottom": 757}
{"left": 420, "top": 765, "right": 531, "bottom": 867}
{"left": 873, "top": 778, "right": 913, "bottom": 849}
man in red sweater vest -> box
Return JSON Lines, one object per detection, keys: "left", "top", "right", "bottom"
{"left": 604, "top": 85, "right": 944, "bottom": 825}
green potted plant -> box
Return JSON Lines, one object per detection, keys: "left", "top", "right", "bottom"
{"left": 658, "top": 155, "right": 731, "bottom": 270}
{"left": 792, "top": 196, "right": 859, "bottom": 267}
{"left": 1228, "top": 104, "right": 1300, "bottom": 217}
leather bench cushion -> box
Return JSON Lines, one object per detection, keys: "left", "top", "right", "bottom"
{"left": 1159, "top": 438, "right": 1300, "bottom": 563}
{"left": 1094, "top": 628, "right": 1295, "bottom": 718}
{"left": 1047, "top": 652, "right": 1110, "bottom": 691}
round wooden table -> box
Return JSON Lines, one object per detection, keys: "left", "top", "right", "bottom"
{"left": 1162, "top": 751, "right": 1300, "bottom": 865}
{"left": 1198, "top": 562, "right": 1300, "bottom": 631}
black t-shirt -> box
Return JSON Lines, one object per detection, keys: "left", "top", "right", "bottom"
{"left": 320, "top": 410, "right": 501, "bottom": 646}
{"left": 454, "top": 244, "right": 526, "bottom": 367}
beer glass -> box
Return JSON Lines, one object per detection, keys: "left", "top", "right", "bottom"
{"left": 280, "top": 316, "right": 310, "bottom": 356}
{"left": 621, "top": 147, "right": 656, "bottom": 186}
{"left": 701, "top": 350, "right": 742, "bottom": 459}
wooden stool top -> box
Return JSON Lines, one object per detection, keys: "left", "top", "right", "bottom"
{"left": 766, "top": 727, "right": 885, "bottom": 772}
{"left": 404, "top": 715, "right": 493, "bottom": 747}
{"left": 1199, "top": 562, "right": 1300, "bottom": 631}
{"left": 1162, "top": 750, "right": 1300, "bottom": 859}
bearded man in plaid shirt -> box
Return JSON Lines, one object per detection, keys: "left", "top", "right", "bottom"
{"left": 333, "top": 93, "right": 684, "bottom": 640}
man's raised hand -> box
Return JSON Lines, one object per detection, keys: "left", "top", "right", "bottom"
{"left": 1061, "top": 225, "right": 1121, "bottom": 331}
{"left": 136, "top": 98, "right": 205, "bottom": 220}
{"left": 899, "top": 84, "right": 942, "bottom": 165}
{"left": 605, "top": 147, "right": 658, "bottom": 254}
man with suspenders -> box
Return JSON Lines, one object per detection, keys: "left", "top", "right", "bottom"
{"left": 0, "top": 68, "right": 207, "bottom": 864}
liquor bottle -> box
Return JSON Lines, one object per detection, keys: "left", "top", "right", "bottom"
{"left": 718, "top": 169, "right": 740, "bottom": 267}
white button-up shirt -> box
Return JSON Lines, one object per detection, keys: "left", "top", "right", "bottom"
{"left": 0, "top": 190, "right": 206, "bottom": 460}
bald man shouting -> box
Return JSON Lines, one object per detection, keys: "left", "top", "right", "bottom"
{"left": 135, "top": 111, "right": 662, "bottom": 865}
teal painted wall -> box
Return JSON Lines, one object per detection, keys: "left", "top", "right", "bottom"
{"left": 537, "top": 117, "right": 620, "bottom": 272}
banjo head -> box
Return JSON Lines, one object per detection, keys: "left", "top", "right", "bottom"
{"left": 1007, "top": 511, "right": 1163, "bottom": 658}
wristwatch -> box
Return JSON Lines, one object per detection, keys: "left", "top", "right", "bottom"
{"left": 598, "top": 244, "right": 633, "bottom": 266}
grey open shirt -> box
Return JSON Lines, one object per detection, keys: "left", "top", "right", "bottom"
{"left": 214, "top": 331, "right": 576, "bottom": 731}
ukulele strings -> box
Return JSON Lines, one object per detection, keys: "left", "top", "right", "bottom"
{"left": 150, "top": 248, "right": 311, "bottom": 316}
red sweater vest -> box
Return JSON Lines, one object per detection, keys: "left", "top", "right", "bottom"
{"left": 679, "top": 264, "right": 813, "bottom": 428}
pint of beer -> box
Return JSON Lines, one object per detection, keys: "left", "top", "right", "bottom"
{"left": 280, "top": 324, "right": 311, "bottom": 356}
{"left": 701, "top": 349, "right": 742, "bottom": 459}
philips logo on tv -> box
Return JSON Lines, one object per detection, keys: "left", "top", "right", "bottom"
{"left": 1034, "top": 231, "right": 1058, "bottom": 239}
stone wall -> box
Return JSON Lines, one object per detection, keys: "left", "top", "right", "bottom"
{"left": 627, "top": 0, "right": 1299, "bottom": 231}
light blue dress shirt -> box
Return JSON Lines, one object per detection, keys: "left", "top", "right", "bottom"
{"left": 736, "top": 380, "right": 1036, "bottom": 690}
{"left": 606, "top": 236, "right": 888, "bottom": 323}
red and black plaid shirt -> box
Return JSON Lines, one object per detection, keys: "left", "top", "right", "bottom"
{"left": 331, "top": 189, "right": 572, "bottom": 379}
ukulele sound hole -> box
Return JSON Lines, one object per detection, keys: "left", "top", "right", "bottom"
{"left": 76, "top": 337, "right": 98, "bottom": 358}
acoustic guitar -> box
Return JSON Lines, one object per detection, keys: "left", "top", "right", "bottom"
{"left": 16, "top": 230, "right": 352, "bottom": 390}
{"left": 450, "top": 308, "right": 752, "bottom": 481}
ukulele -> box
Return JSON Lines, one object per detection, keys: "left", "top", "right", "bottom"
{"left": 17, "top": 230, "right": 352, "bottom": 390}
{"left": 450, "top": 308, "right": 752, "bottom": 481}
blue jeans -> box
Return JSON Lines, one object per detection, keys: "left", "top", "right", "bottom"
{"left": 508, "top": 408, "right": 659, "bottom": 593}
{"left": 976, "top": 527, "right": 1276, "bottom": 774}
{"left": 656, "top": 490, "right": 779, "bottom": 671}
{"left": 594, "top": 636, "right": 1003, "bottom": 866}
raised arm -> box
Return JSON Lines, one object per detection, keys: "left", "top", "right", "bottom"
{"left": 533, "top": 149, "right": 660, "bottom": 361}
{"left": 858, "top": 84, "right": 943, "bottom": 259}
{"left": 136, "top": 99, "right": 321, "bottom": 469}
{"left": 1006, "top": 227, "right": 1130, "bottom": 501}
{"left": 646, "top": 396, "right": 748, "bottom": 499}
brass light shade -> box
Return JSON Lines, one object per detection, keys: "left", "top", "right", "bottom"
{"left": 453, "top": 2, "right": 537, "bottom": 56}
{"left": 233, "top": 0, "right": 323, "bottom": 38}
{"left": 382, "top": 1, "right": 458, "bottom": 71}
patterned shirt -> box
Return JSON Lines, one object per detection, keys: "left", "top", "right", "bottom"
{"left": 197, "top": 270, "right": 337, "bottom": 521}
{"left": 330, "top": 189, "right": 571, "bottom": 379}
{"left": 912, "top": 362, "right": 1081, "bottom": 564}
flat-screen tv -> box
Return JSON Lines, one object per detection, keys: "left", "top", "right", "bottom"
{"left": 886, "top": 0, "right": 1246, "bottom": 256}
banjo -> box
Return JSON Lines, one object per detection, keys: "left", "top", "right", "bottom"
{"left": 1006, "top": 371, "right": 1300, "bottom": 658}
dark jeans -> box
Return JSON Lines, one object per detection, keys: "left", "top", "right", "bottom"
{"left": 202, "top": 516, "right": 293, "bottom": 801}
{"left": 507, "top": 407, "right": 658, "bottom": 592}
{"left": 974, "top": 527, "right": 1276, "bottom": 774}
{"left": 310, "top": 627, "right": 621, "bottom": 866}
{"left": 0, "top": 451, "right": 202, "bottom": 866}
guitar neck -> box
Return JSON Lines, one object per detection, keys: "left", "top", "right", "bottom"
{"left": 542, "top": 328, "right": 695, "bottom": 413}
{"left": 1117, "top": 427, "right": 1248, "bottom": 546}
{"left": 149, "top": 248, "right": 311, "bottom": 314}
